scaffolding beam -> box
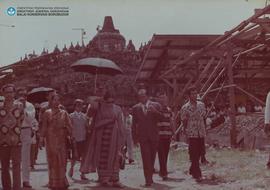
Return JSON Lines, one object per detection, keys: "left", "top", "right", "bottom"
{"left": 227, "top": 49, "right": 237, "bottom": 147}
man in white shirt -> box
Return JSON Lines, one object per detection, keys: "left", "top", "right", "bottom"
{"left": 254, "top": 104, "right": 263, "bottom": 112}
{"left": 17, "top": 88, "right": 36, "bottom": 188}
{"left": 237, "top": 103, "right": 247, "bottom": 114}
{"left": 264, "top": 92, "right": 270, "bottom": 169}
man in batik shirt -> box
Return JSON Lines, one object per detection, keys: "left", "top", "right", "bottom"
{"left": 180, "top": 86, "right": 206, "bottom": 182}
{"left": 0, "top": 84, "right": 24, "bottom": 190}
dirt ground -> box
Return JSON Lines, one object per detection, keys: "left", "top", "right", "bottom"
{"left": 1, "top": 147, "right": 270, "bottom": 190}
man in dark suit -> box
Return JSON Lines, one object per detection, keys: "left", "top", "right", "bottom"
{"left": 132, "top": 89, "right": 163, "bottom": 187}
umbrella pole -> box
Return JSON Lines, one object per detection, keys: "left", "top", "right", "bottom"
{"left": 94, "top": 69, "right": 98, "bottom": 94}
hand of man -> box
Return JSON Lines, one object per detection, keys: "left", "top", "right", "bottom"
{"left": 31, "top": 130, "right": 35, "bottom": 138}
{"left": 264, "top": 124, "right": 270, "bottom": 136}
{"left": 133, "top": 138, "right": 139, "bottom": 147}
{"left": 134, "top": 143, "right": 139, "bottom": 148}
{"left": 39, "top": 137, "right": 45, "bottom": 148}
{"left": 148, "top": 105, "right": 158, "bottom": 113}
{"left": 171, "top": 135, "right": 176, "bottom": 142}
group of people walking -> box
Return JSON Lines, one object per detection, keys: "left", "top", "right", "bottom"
{"left": 1, "top": 82, "right": 269, "bottom": 190}
{"left": 0, "top": 83, "right": 212, "bottom": 189}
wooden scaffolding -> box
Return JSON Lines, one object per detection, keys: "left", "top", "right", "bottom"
{"left": 135, "top": 6, "right": 270, "bottom": 147}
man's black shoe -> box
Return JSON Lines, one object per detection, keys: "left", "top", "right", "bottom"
{"left": 267, "top": 162, "right": 270, "bottom": 169}
{"left": 129, "top": 159, "right": 135, "bottom": 164}
{"left": 201, "top": 159, "right": 210, "bottom": 165}
{"left": 143, "top": 183, "right": 152, "bottom": 187}
{"left": 23, "top": 181, "right": 32, "bottom": 188}
{"left": 162, "top": 176, "right": 168, "bottom": 181}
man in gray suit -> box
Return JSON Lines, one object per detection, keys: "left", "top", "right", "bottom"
{"left": 132, "top": 89, "right": 163, "bottom": 187}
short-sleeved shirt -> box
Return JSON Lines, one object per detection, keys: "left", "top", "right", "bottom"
{"left": 70, "top": 111, "right": 88, "bottom": 142}
{"left": 180, "top": 100, "right": 206, "bottom": 138}
{"left": 157, "top": 106, "right": 173, "bottom": 139}
{"left": 0, "top": 101, "right": 24, "bottom": 147}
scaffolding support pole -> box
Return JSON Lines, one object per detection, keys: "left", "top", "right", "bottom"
{"left": 227, "top": 49, "right": 237, "bottom": 147}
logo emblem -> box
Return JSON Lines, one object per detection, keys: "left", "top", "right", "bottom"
{"left": 7, "top": 7, "right": 16, "bottom": 16}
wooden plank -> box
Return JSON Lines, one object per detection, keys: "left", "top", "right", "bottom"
{"left": 200, "top": 58, "right": 225, "bottom": 93}
{"left": 236, "top": 85, "right": 265, "bottom": 105}
{"left": 235, "top": 43, "right": 266, "bottom": 57}
{"left": 261, "top": 24, "right": 270, "bottom": 33}
{"left": 172, "top": 78, "right": 178, "bottom": 100}
{"left": 255, "top": 8, "right": 270, "bottom": 15}
{"left": 252, "top": 18, "right": 270, "bottom": 24}
{"left": 237, "top": 25, "right": 261, "bottom": 40}
{"left": 161, "top": 78, "right": 174, "bottom": 89}
{"left": 231, "top": 38, "right": 269, "bottom": 46}
{"left": 173, "top": 76, "right": 193, "bottom": 107}
{"left": 199, "top": 84, "right": 236, "bottom": 95}
{"left": 203, "top": 49, "right": 226, "bottom": 58}
{"left": 217, "top": 24, "right": 258, "bottom": 46}
{"left": 238, "top": 56, "right": 270, "bottom": 61}
{"left": 201, "top": 66, "right": 226, "bottom": 99}
{"left": 194, "top": 57, "right": 215, "bottom": 87}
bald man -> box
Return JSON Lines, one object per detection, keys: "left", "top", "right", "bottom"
{"left": 131, "top": 89, "right": 163, "bottom": 187}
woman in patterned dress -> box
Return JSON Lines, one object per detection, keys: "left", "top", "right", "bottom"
{"left": 80, "top": 90, "right": 125, "bottom": 188}
{"left": 40, "top": 94, "right": 72, "bottom": 190}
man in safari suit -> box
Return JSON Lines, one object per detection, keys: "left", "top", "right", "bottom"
{"left": 131, "top": 89, "right": 163, "bottom": 187}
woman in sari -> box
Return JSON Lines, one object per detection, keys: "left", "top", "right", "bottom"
{"left": 80, "top": 90, "right": 125, "bottom": 188}
{"left": 40, "top": 94, "right": 72, "bottom": 190}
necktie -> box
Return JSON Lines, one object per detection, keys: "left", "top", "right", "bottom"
{"left": 143, "top": 105, "right": 147, "bottom": 114}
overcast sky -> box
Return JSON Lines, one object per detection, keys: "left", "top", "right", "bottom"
{"left": 0, "top": 0, "right": 265, "bottom": 67}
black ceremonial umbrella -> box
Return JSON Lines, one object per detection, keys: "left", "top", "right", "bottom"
{"left": 27, "top": 87, "right": 54, "bottom": 103}
{"left": 71, "top": 57, "right": 124, "bottom": 93}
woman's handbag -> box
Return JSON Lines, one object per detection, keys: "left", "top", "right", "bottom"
{"left": 119, "top": 146, "right": 127, "bottom": 170}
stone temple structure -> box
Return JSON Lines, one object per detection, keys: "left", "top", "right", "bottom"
{"left": 91, "top": 16, "right": 126, "bottom": 52}
{"left": 0, "top": 16, "right": 148, "bottom": 109}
